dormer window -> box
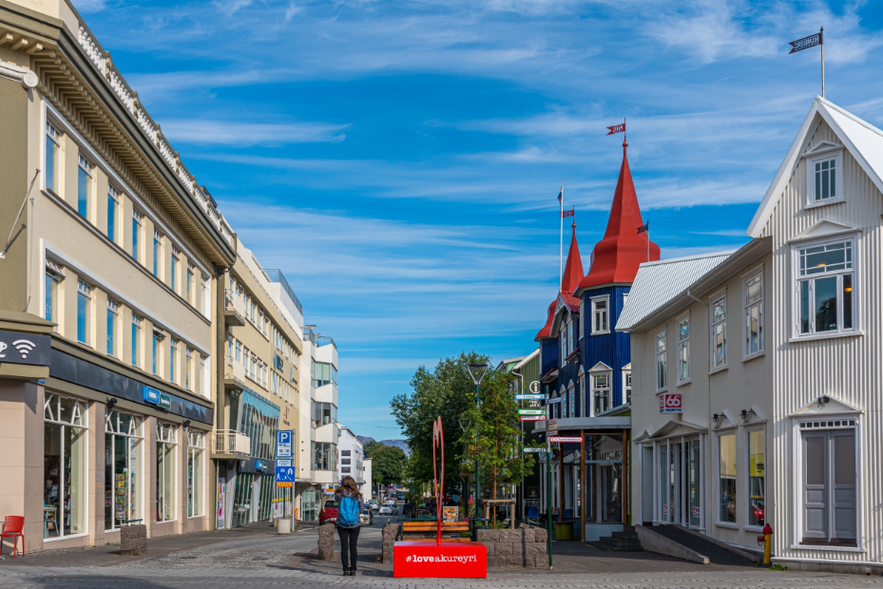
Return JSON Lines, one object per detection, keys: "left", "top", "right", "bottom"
{"left": 804, "top": 143, "right": 843, "bottom": 207}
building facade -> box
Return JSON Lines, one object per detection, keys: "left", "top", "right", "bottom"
{"left": 0, "top": 0, "right": 235, "bottom": 552}
{"left": 338, "top": 425, "right": 364, "bottom": 489}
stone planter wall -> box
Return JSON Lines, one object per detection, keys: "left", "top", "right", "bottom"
{"left": 476, "top": 528, "right": 548, "bottom": 568}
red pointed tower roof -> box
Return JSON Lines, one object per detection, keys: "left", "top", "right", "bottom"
{"left": 535, "top": 221, "right": 584, "bottom": 341}
{"left": 576, "top": 140, "right": 660, "bottom": 295}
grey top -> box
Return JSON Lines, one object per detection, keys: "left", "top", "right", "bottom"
{"left": 334, "top": 489, "right": 364, "bottom": 528}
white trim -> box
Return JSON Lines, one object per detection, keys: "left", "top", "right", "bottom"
{"left": 709, "top": 289, "right": 728, "bottom": 372}
{"left": 590, "top": 294, "right": 610, "bottom": 335}
{"left": 43, "top": 532, "right": 89, "bottom": 543}
{"left": 676, "top": 311, "right": 690, "bottom": 386}
{"left": 805, "top": 148, "right": 844, "bottom": 207}
{"left": 741, "top": 264, "right": 764, "bottom": 360}
{"left": 655, "top": 330, "right": 667, "bottom": 392}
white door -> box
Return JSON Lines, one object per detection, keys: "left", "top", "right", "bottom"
{"left": 802, "top": 429, "right": 857, "bottom": 545}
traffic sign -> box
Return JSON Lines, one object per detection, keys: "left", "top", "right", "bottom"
{"left": 515, "top": 394, "right": 544, "bottom": 400}
{"left": 529, "top": 381, "right": 540, "bottom": 394}
{"left": 277, "top": 459, "right": 292, "bottom": 467}
{"left": 275, "top": 464, "right": 295, "bottom": 488}
{"left": 523, "top": 447, "right": 547, "bottom": 453}
{"left": 276, "top": 430, "right": 293, "bottom": 458}
{"left": 549, "top": 436, "right": 582, "bottom": 443}
{"left": 546, "top": 397, "right": 562, "bottom": 405}
{"left": 547, "top": 419, "right": 558, "bottom": 435}
{"left": 520, "top": 415, "right": 546, "bottom": 421}
{"left": 518, "top": 409, "right": 546, "bottom": 415}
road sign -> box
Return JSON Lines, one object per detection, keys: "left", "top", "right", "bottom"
{"left": 523, "top": 447, "right": 547, "bottom": 453}
{"left": 515, "top": 393, "right": 545, "bottom": 400}
{"left": 277, "top": 459, "right": 292, "bottom": 467}
{"left": 518, "top": 409, "right": 546, "bottom": 415}
{"left": 547, "top": 419, "right": 558, "bottom": 435}
{"left": 529, "top": 381, "right": 540, "bottom": 394}
{"left": 276, "top": 430, "right": 293, "bottom": 458}
{"left": 549, "top": 436, "right": 582, "bottom": 443}
{"left": 546, "top": 397, "right": 562, "bottom": 405}
{"left": 520, "top": 415, "right": 546, "bottom": 422}
{"left": 275, "top": 464, "right": 295, "bottom": 488}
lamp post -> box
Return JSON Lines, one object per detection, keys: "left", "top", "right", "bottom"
{"left": 467, "top": 363, "right": 489, "bottom": 519}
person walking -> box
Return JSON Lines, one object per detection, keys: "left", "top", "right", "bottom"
{"left": 334, "top": 476, "right": 364, "bottom": 576}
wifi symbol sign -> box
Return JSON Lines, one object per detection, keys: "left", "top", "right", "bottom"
{"left": 13, "top": 340, "right": 36, "bottom": 359}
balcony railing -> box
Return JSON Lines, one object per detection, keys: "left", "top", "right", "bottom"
{"left": 214, "top": 430, "right": 250, "bottom": 456}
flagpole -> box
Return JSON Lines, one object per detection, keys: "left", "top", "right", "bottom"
{"left": 820, "top": 27, "right": 825, "bottom": 98}
{"left": 559, "top": 182, "right": 564, "bottom": 286}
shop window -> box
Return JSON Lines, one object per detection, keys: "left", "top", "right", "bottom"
{"left": 104, "top": 410, "right": 143, "bottom": 531}
{"left": 187, "top": 431, "right": 204, "bottom": 518}
{"left": 718, "top": 433, "right": 736, "bottom": 523}
{"left": 44, "top": 393, "right": 87, "bottom": 539}
{"left": 156, "top": 422, "right": 177, "bottom": 522}
{"left": 45, "top": 122, "right": 61, "bottom": 194}
{"left": 747, "top": 429, "right": 765, "bottom": 527}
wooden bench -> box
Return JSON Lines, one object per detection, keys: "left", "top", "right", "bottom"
{"left": 400, "top": 521, "right": 471, "bottom": 542}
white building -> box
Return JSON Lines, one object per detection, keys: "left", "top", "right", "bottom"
{"left": 338, "top": 425, "right": 365, "bottom": 488}
{"left": 363, "top": 458, "right": 373, "bottom": 501}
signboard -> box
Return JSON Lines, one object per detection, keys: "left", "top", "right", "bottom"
{"left": 0, "top": 331, "right": 51, "bottom": 366}
{"left": 547, "top": 419, "right": 558, "bottom": 435}
{"left": 275, "top": 464, "right": 295, "bottom": 488}
{"left": 523, "top": 447, "right": 546, "bottom": 453}
{"left": 442, "top": 506, "right": 459, "bottom": 523}
{"left": 143, "top": 386, "right": 172, "bottom": 410}
{"left": 546, "top": 397, "right": 562, "bottom": 405}
{"left": 394, "top": 542, "right": 487, "bottom": 578}
{"left": 276, "top": 430, "right": 292, "bottom": 458}
{"left": 518, "top": 409, "right": 545, "bottom": 415}
{"left": 529, "top": 381, "right": 540, "bottom": 394}
{"left": 217, "top": 478, "right": 226, "bottom": 529}
{"left": 549, "top": 436, "right": 582, "bottom": 443}
{"left": 515, "top": 394, "right": 544, "bottom": 400}
{"left": 659, "top": 393, "right": 683, "bottom": 413}
{"left": 276, "top": 459, "right": 292, "bottom": 467}
{"left": 255, "top": 460, "right": 267, "bottom": 471}
{"left": 519, "top": 415, "right": 546, "bottom": 422}
{"left": 692, "top": 506, "right": 700, "bottom": 519}
{"left": 526, "top": 487, "right": 540, "bottom": 500}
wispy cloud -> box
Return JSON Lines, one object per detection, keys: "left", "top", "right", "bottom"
{"left": 160, "top": 119, "right": 349, "bottom": 146}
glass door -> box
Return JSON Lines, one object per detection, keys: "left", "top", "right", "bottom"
{"left": 688, "top": 439, "right": 701, "bottom": 527}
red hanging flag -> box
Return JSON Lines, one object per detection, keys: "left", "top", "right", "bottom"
{"left": 606, "top": 122, "right": 625, "bottom": 135}
{"left": 561, "top": 208, "right": 574, "bottom": 218}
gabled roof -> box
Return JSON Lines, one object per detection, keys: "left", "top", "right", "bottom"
{"left": 748, "top": 96, "right": 883, "bottom": 237}
{"left": 615, "top": 250, "right": 733, "bottom": 332}
{"left": 534, "top": 300, "right": 557, "bottom": 341}
{"left": 577, "top": 140, "right": 660, "bottom": 294}
{"left": 535, "top": 221, "right": 584, "bottom": 341}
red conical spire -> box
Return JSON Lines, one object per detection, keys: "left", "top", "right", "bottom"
{"left": 576, "top": 140, "right": 660, "bottom": 294}
{"left": 536, "top": 219, "right": 584, "bottom": 341}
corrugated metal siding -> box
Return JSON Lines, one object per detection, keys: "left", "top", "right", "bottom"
{"left": 582, "top": 285, "right": 632, "bottom": 408}
{"left": 765, "top": 117, "right": 883, "bottom": 562}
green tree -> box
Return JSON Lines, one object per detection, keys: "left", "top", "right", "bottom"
{"left": 390, "top": 352, "right": 489, "bottom": 507}
{"left": 459, "top": 370, "right": 534, "bottom": 526}
{"left": 366, "top": 444, "right": 408, "bottom": 486}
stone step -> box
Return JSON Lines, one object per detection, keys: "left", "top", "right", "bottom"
{"left": 612, "top": 531, "right": 639, "bottom": 540}
{"left": 588, "top": 539, "right": 643, "bottom": 552}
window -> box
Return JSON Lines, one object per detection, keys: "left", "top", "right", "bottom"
{"left": 185, "top": 348, "right": 193, "bottom": 390}
{"left": 169, "top": 338, "right": 178, "bottom": 384}
{"left": 592, "top": 296, "right": 609, "bottom": 334}
{"left": 567, "top": 320, "right": 574, "bottom": 354}
{"left": 156, "top": 422, "right": 177, "bottom": 522}
{"left": 235, "top": 340, "right": 242, "bottom": 364}
{"left": 794, "top": 239, "right": 855, "bottom": 337}
{"left": 153, "top": 231, "right": 162, "bottom": 278}
{"left": 718, "top": 433, "right": 736, "bottom": 523}
{"left": 342, "top": 450, "right": 351, "bottom": 457}
{"left": 312, "top": 441, "right": 336, "bottom": 471}
{"left": 807, "top": 152, "right": 842, "bottom": 204}
{"left": 592, "top": 373, "right": 610, "bottom": 416}
{"left": 622, "top": 369, "right": 632, "bottom": 405}
{"left": 45, "top": 266, "right": 62, "bottom": 325}
{"left": 312, "top": 402, "right": 337, "bottom": 427}
{"left": 560, "top": 326, "right": 567, "bottom": 367}
{"left": 77, "top": 280, "right": 92, "bottom": 345}
{"left": 152, "top": 330, "right": 162, "bottom": 375}
{"left": 655, "top": 331, "right": 667, "bottom": 391}
{"left": 43, "top": 394, "right": 87, "bottom": 539}
{"left": 711, "top": 294, "right": 727, "bottom": 370}
{"left": 186, "top": 265, "right": 194, "bottom": 304}
{"left": 131, "top": 315, "right": 141, "bottom": 367}
{"left": 107, "top": 185, "right": 119, "bottom": 242}
{"left": 569, "top": 382, "right": 576, "bottom": 417}
{"left": 187, "top": 431, "right": 204, "bottom": 517}
{"left": 77, "top": 154, "right": 93, "bottom": 220}
{"left": 677, "top": 316, "right": 690, "bottom": 383}
{"left": 105, "top": 410, "right": 143, "bottom": 531}
{"left": 106, "top": 299, "right": 119, "bottom": 356}
{"left": 132, "top": 210, "right": 143, "bottom": 262}
{"left": 312, "top": 361, "right": 336, "bottom": 388}
{"left": 744, "top": 271, "right": 763, "bottom": 356}
{"left": 747, "top": 429, "right": 765, "bottom": 527}
{"left": 171, "top": 247, "right": 179, "bottom": 292}
{"left": 45, "top": 123, "right": 61, "bottom": 193}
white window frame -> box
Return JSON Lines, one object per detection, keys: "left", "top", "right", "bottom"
{"left": 622, "top": 368, "right": 632, "bottom": 405}
{"left": 106, "top": 298, "right": 119, "bottom": 358}
{"left": 676, "top": 313, "right": 690, "bottom": 386}
{"left": 156, "top": 421, "right": 178, "bottom": 523}
{"left": 591, "top": 295, "right": 610, "bottom": 335}
{"left": 715, "top": 430, "right": 738, "bottom": 528}
{"left": 743, "top": 266, "right": 764, "bottom": 360}
{"left": 655, "top": 330, "right": 667, "bottom": 392}
{"left": 790, "top": 235, "right": 859, "bottom": 341}
{"left": 710, "top": 290, "right": 727, "bottom": 373}
{"left": 77, "top": 280, "right": 93, "bottom": 347}
{"left": 559, "top": 321, "right": 567, "bottom": 368}
{"left": 187, "top": 431, "right": 205, "bottom": 518}
{"left": 591, "top": 371, "right": 611, "bottom": 417}
{"left": 45, "top": 122, "right": 62, "bottom": 194}
{"left": 568, "top": 381, "right": 575, "bottom": 418}
{"left": 805, "top": 149, "right": 844, "bottom": 207}
{"left": 744, "top": 425, "right": 766, "bottom": 531}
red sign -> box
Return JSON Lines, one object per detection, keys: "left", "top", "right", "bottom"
{"left": 606, "top": 122, "right": 625, "bottom": 135}
{"left": 659, "top": 393, "right": 683, "bottom": 413}
{"left": 394, "top": 541, "right": 487, "bottom": 578}
{"left": 520, "top": 415, "right": 546, "bottom": 421}
{"left": 549, "top": 436, "right": 582, "bottom": 443}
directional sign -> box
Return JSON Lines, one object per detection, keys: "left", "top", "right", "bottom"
{"left": 275, "top": 464, "right": 295, "bottom": 488}
{"left": 546, "top": 397, "right": 562, "bottom": 405}
{"left": 523, "top": 447, "right": 547, "bottom": 454}
{"left": 529, "top": 381, "right": 540, "bottom": 394}
{"left": 520, "top": 415, "right": 546, "bottom": 422}
{"left": 276, "top": 459, "right": 292, "bottom": 467}
{"left": 276, "top": 430, "right": 293, "bottom": 458}
{"left": 547, "top": 419, "right": 558, "bottom": 435}
{"left": 549, "top": 436, "right": 582, "bottom": 443}
{"left": 518, "top": 409, "right": 546, "bottom": 415}
{"left": 515, "top": 394, "right": 544, "bottom": 400}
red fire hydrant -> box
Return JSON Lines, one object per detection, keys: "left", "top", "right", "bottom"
{"left": 756, "top": 524, "right": 772, "bottom": 564}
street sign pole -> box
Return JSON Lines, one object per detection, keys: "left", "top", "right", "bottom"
{"left": 545, "top": 385, "right": 553, "bottom": 570}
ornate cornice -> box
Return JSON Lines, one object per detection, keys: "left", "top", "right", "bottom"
{"left": 0, "top": 60, "right": 37, "bottom": 88}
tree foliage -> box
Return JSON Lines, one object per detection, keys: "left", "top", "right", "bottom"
{"left": 365, "top": 443, "right": 408, "bottom": 486}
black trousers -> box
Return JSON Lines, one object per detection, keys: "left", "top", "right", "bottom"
{"left": 337, "top": 526, "right": 360, "bottom": 570}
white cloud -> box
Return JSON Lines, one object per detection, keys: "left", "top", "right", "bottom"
{"left": 73, "top": 0, "right": 106, "bottom": 12}
{"left": 159, "top": 119, "right": 349, "bottom": 146}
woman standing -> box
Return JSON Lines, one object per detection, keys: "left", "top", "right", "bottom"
{"left": 334, "top": 476, "right": 364, "bottom": 576}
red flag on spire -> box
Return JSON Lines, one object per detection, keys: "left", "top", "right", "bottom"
{"left": 562, "top": 207, "right": 574, "bottom": 218}
{"left": 606, "top": 122, "right": 625, "bottom": 135}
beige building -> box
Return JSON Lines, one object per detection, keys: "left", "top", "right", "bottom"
{"left": 0, "top": 0, "right": 235, "bottom": 552}
{"left": 618, "top": 240, "right": 772, "bottom": 552}
{"left": 215, "top": 239, "right": 303, "bottom": 528}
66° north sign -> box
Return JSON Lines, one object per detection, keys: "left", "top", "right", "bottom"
{"left": 659, "top": 393, "right": 683, "bottom": 413}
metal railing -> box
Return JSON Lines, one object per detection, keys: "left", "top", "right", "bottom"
{"left": 214, "top": 430, "right": 251, "bottom": 455}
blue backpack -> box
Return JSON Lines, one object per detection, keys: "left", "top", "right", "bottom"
{"left": 338, "top": 495, "right": 360, "bottom": 526}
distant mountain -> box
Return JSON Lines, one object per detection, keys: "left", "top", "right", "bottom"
{"left": 356, "top": 435, "right": 376, "bottom": 446}
{"left": 379, "top": 439, "right": 410, "bottom": 456}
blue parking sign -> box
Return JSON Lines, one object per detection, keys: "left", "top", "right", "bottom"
{"left": 277, "top": 430, "right": 292, "bottom": 458}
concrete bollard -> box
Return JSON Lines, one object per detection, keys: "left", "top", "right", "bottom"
{"left": 318, "top": 523, "right": 335, "bottom": 560}
{"left": 120, "top": 524, "right": 147, "bottom": 555}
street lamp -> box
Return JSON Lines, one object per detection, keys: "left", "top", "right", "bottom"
{"left": 467, "top": 363, "right": 489, "bottom": 518}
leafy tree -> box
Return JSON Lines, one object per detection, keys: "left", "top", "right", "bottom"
{"left": 459, "top": 370, "right": 534, "bottom": 526}
{"left": 390, "top": 352, "right": 489, "bottom": 506}
{"left": 366, "top": 444, "right": 408, "bottom": 486}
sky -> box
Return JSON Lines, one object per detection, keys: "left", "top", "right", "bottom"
{"left": 74, "top": 0, "right": 883, "bottom": 440}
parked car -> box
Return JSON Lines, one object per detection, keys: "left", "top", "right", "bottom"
{"left": 319, "top": 499, "right": 339, "bottom": 524}
{"left": 359, "top": 507, "right": 374, "bottom": 526}
{"left": 379, "top": 503, "right": 397, "bottom": 515}
{"left": 368, "top": 500, "right": 380, "bottom": 513}
{"left": 397, "top": 493, "right": 405, "bottom": 501}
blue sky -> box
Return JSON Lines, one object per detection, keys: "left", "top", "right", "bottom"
{"left": 75, "top": 0, "right": 883, "bottom": 440}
